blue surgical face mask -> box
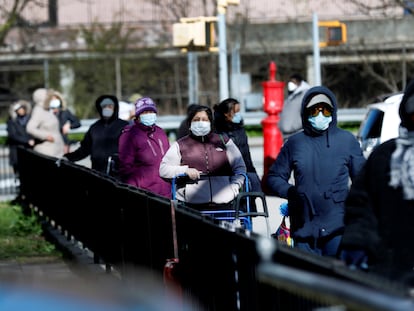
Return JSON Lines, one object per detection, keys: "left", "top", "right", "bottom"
{"left": 102, "top": 107, "right": 114, "bottom": 118}
{"left": 191, "top": 121, "right": 211, "bottom": 136}
{"left": 140, "top": 113, "right": 157, "bottom": 126}
{"left": 232, "top": 112, "right": 242, "bottom": 124}
{"left": 308, "top": 112, "right": 332, "bottom": 131}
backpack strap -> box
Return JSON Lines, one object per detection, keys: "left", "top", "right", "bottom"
{"left": 219, "top": 133, "right": 228, "bottom": 150}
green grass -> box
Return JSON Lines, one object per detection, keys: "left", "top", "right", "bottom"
{"left": 0, "top": 201, "right": 61, "bottom": 260}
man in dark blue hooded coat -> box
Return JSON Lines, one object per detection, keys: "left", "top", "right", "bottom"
{"left": 267, "top": 85, "right": 365, "bottom": 257}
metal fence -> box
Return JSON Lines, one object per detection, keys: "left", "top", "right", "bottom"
{"left": 0, "top": 145, "right": 18, "bottom": 198}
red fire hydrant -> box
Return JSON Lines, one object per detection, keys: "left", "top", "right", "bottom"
{"left": 261, "top": 61, "right": 284, "bottom": 194}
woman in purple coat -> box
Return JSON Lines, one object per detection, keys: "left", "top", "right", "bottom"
{"left": 118, "top": 97, "right": 171, "bottom": 198}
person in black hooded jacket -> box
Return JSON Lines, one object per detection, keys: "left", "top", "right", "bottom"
{"left": 213, "top": 98, "right": 262, "bottom": 195}
{"left": 340, "top": 79, "right": 414, "bottom": 287}
{"left": 267, "top": 86, "right": 365, "bottom": 258}
{"left": 64, "top": 95, "right": 128, "bottom": 175}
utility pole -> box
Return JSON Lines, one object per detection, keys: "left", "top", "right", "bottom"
{"left": 217, "top": 0, "right": 239, "bottom": 101}
{"left": 217, "top": 3, "right": 229, "bottom": 101}
{"left": 312, "top": 13, "right": 321, "bottom": 86}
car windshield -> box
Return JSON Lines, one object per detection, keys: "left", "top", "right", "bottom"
{"left": 358, "top": 108, "right": 384, "bottom": 140}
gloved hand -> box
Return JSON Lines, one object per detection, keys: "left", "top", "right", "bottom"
{"left": 279, "top": 202, "right": 289, "bottom": 216}
{"left": 340, "top": 249, "right": 369, "bottom": 271}
{"left": 287, "top": 187, "right": 304, "bottom": 230}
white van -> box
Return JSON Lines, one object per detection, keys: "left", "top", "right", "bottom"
{"left": 357, "top": 93, "right": 403, "bottom": 158}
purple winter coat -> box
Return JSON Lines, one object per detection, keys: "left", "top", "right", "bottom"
{"left": 118, "top": 121, "right": 170, "bottom": 198}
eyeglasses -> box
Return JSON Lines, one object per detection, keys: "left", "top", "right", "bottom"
{"left": 307, "top": 104, "right": 332, "bottom": 117}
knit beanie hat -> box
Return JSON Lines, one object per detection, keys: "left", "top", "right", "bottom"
{"left": 135, "top": 97, "right": 157, "bottom": 116}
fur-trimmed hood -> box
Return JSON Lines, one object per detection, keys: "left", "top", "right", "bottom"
{"left": 8, "top": 100, "right": 32, "bottom": 120}
{"left": 44, "top": 89, "right": 68, "bottom": 111}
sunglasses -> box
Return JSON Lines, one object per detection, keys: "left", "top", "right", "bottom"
{"left": 307, "top": 104, "right": 333, "bottom": 117}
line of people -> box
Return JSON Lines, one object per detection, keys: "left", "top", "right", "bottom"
{"left": 8, "top": 81, "right": 414, "bottom": 289}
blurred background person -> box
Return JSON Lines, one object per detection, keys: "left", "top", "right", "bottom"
{"left": 47, "top": 90, "right": 81, "bottom": 153}
{"left": 340, "top": 79, "right": 414, "bottom": 286}
{"left": 6, "top": 100, "right": 35, "bottom": 180}
{"left": 64, "top": 95, "right": 129, "bottom": 176}
{"left": 160, "top": 105, "right": 246, "bottom": 209}
{"left": 118, "top": 97, "right": 170, "bottom": 198}
{"left": 213, "top": 97, "right": 262, "bottom": 197}
{"left": 26, "top": 88, "right": 65, "bottom": 158}
{"left": 279, "top": 73, "right": 311, "bottom": 141}
{"left": 118, "top": 100, "right": 135, "bottom": 123}
{"left": 177, "top": 103, "right": 198, "bottom": 139}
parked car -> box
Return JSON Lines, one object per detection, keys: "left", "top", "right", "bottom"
{"left": 357, "top": 92, "right": 403, "bottom": 158}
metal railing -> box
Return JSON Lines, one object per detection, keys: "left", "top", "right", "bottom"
{"left": 0, "top": 145, "right": 18, "bottom": 198}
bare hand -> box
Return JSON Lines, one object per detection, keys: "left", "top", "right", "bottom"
{"left": 186, "top": 168, "right": 201, "bottom": 180}
{"left": 46, "top": 135, "right": 54, "bottom": 142}
{"left": 62, "top": 122, "right": 71, "bottom": 135}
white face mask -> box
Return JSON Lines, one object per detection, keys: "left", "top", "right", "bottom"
{"left": 190, "top": 121, "right": 211, "bottom": 137}
{"left": 288, "top": 81, "right": 298, "bottom": 92}
{"left": 102, "top": 107, "right": 114, "bottom": 118}
{"left": 140, "top": 113, "right": 157, "bottom": 126}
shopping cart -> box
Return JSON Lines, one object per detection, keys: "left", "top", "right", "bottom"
{"left": 172, "top": 173, "right": 269, "bottom": 232}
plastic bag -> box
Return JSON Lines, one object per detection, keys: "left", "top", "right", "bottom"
{"left": 271, "top": 216, "right": 293, "bottom": 247}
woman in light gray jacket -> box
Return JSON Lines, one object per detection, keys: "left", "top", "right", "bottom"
{"left": 159, "top": 105, "right": 246, "bottom": 208}
{"left": 26, "top": 88, "right": 65, "bottom": 158}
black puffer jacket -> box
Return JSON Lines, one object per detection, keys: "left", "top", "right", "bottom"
{"left": 65, "top": 95, "right": 129, "bottom": 174}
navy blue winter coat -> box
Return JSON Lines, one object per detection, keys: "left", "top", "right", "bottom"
{"left": 267, "top": 86, "right": 365, "bottom": 240}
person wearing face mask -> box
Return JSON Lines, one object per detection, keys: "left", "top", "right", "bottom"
{"left": 26, "top": 88, "right": 65, "bottom": 158}
{"left": 65, "top": 95, "right": 129, "bottom": 176}
{"left": 339, "top": 79, "right": 414, "bottom": 287}
{"left": 266, "top": 86, "right": 365, "bottom": 258}
{"left": 118, "top": 97, "right": 170, "bottom": 198}
{"left": 279, "top": 73, "right": 311, "bottom": 141}
{"left": 6, "top": 100, "right": 35, "bottom": 178}
{"left": 213, "top": 98, "right": 262, "bottom": 199}
{"left": 159, "top": 104, "right": 246, "bottom": 208}
{"left": 47, "top": 90, "right": 81, "bottom": 154}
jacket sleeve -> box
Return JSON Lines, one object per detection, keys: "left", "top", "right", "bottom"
{"left": 226, "top": 139, "right": 246, "bottom": 189}
{"left": 348, "top": 135, "right": 366, "bottom": 181}
{"left": 341, "top": 163, "right": 381, "bottom": 255}
{"left": 118, "top": 129, "right": 135, "bottom": 181}
{"left": 266, "top": 143, "right": 294, "bottom": 198}
{"left": 26, "top": 109, "right": 48, "bottom": 141}
{"left": 65, "top": 127, "right": 92, "bottom": 161}
{"left": 66, "top": 110, "right": 81, "bottom": 129}
{"left": 159, "top": 142, "right": 188, "bottom": 179}
{"left": 7, "top": 121, "right": 31, "bottom": 145}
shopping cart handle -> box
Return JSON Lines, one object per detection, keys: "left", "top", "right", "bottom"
{"left": 234, "top": 192, "right": 269, "bottom": 218}
{"left": 171, "top": 173, "right": 188, "bottom": 200}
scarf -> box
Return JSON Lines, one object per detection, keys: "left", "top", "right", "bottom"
{"left": 389, "top": 126, "right": 414, "bottom": 199}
